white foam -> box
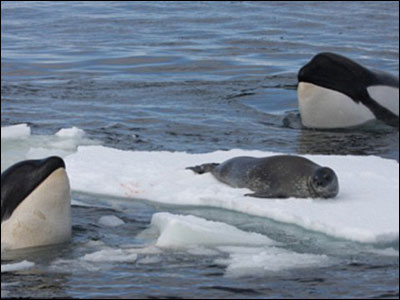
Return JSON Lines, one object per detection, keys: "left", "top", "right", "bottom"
{"left": 151, "top": 213, "right": 276, "bottom": 248}
{"left": 1, "top": 260, "right": 35, "bottom": 273}
{"left": 81, "top": 248, "right": 137, "bottom": 263}
{"left": 98, "top": 215, "right": 125, "bottom": 227}
{"left": 64, "top": 146, "right": 399, "bottom": 244}
{"left": 136, "top": 256, "right": 163, "bottom": 265}
{"left": 49, "top": 245, "right": 158, "bottom": 274}
{"left": 366, "top": 247, "right": 399, "bottom": 257}
{"left": 186, "top": 246, "right": 220, "bottom": 256}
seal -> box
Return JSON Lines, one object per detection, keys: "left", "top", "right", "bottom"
{"left": 187, "top": 155, "right": 339, "bottom": 199}
{"left": 298, "top": 52, "right": 399, "bottom": 128}
{"left": 1, "top": 156, "right": 71, "bottom": 250}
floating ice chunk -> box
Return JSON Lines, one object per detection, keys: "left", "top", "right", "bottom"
{"left": 151, "top": 212, "right": 276, "bottom": 248}
{"left": 50, "top": 127, "right": 87, "bottom": 151}
{"left": 1, "top": 260, "right": 35, "bottom": 273}
{"left": 81, "top": 248, "right": 137, "bottom": 263}
{"left": 55, "top": 127, "right": 85, "bottom": 138}
{"left": 1, "top": 124, "right": 31, "bottom": 139}
{"left": 64, "top": 147, "right": 399, "bottom": 244}
{"left": 98, "top": 215, "right": 125, "bottom": 227}
{"left": 216, "top": 246, "right": 332, "bottom": 277}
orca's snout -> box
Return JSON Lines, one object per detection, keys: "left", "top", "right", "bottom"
{"left": 297, "top": 64, "right": 307, "bottom": 82}
{"left": 40, "top": 156, "right": 65, "bottom": 171}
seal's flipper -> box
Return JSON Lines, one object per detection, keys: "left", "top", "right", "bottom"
{"left": 186, "top": 163, "right": 219, "bottom": 174}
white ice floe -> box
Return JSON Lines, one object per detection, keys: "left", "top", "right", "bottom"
{"left": 1, "top": 124, "right": 31, "bottom": 139}
{"left": 1, "top": 124, "right": 399, "bottom": 244}
{"left": 64, "top": 145, "right": 399, "bottom": 244}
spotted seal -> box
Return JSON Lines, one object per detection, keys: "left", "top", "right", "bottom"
{"left": 187, "top": 155, "right": 339, "bottom": 199}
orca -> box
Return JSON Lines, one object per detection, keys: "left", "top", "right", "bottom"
{"left": 297, "top": 52, "right": 399, "bottom": 129}
{"left": 1, "top": 156, "right": 71, "bottom": 250}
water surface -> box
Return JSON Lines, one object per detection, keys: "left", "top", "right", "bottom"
{"left": 1, "top": 1, "right": 399, "bottom": 298}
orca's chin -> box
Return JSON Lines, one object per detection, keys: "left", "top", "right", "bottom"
{"left": 298, "top": 82, "right": 375, "bottom": 129}
{"left": 1, "top": 168, "right": 71, "bottom": 250}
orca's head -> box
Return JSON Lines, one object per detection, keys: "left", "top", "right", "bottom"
{"left": 297, "top": 53, "right": 399, "bottom": 128}
{"left": 1, "top": 156, "right": 71, "bottom": 250}
{"left": 298, "top": 52, "right": 374, "bottom": 100}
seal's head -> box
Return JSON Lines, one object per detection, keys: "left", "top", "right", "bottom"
{"left": 309, "top": 167, "right": 339, "bottom": 199}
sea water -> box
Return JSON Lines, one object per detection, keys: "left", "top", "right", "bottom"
{"left": 1, "top": 2, "right": 399, "bottom": 298}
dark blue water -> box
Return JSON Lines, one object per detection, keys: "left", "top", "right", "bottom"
{"left": 1, "top": 1, "right": 399, "bottom": 298}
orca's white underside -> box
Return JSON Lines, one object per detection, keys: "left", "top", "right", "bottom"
{"left": 298, "top": 82, "right": 399, "bottom": 129}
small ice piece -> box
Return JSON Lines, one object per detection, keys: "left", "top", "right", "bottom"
{"left": 55, "top": 127, "right": 85, "bottom": 138}
{"left": 81, "top": 248, "right": 137, "bottom": 263}
{"left": 216, "top": 246, "right": 332, "bottom": 277}
{"left": 98, "top": 215, "right": 125, "bottom": 227}
{"left": 151, "top": 212, "right": 276, "bottom": 248}
{"left": 1, "top": 260, "right": 35, "bottom": 273}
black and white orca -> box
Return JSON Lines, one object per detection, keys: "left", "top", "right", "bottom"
{"left": 297, "top": 52, "right": 399, "bottom": 129}
{"left": 1, "top": 156, "right": 71, "bottom": 250}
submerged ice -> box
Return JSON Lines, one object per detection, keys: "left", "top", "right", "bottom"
{"left": 148, "top": 212, "right": 332, "bottom": 277}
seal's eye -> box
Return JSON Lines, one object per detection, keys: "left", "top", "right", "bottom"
{"left": 323, "top": 173, "right": 331, "bottom": 182}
